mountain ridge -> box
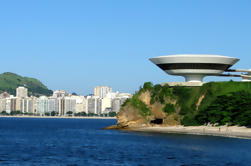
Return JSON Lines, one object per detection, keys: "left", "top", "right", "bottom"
{"left": 0, "top": 72, "right": 53, "bottom": 97}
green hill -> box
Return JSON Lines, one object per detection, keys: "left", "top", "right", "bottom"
{"left": 0, "top": 72, "right": 53, "bottom": 96}
{"left": 117, "top": 81, "right": 251, "bottom": 128}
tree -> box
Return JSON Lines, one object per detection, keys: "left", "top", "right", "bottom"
{"left": 66, "top": 111, "right": 73, "bottom": 116}
{"left": 1, "top": 111, "right": 8, "bottom": 115}
{"left": 74, "top": 112, "right": 87, "bottom": 116}
{"left": 51, "top": 111, "right": 57, "bottom": 116}
{"left": 45, "top": 112, "right": 50, "bottom": 116}
{"left": 88, "top": 113, "right": 98, "bottom": 116}
{"left": 181, "top": 114, "right": 199, "bottom": 126}
{"left": 195, "top": 91, "right": 251, "bottom": 126}
{"left": 10, "top": 110, "right": 22, "bottom": 115}
{"left": 108, "top": 112, "right": 117, "bottom": 117}
{"left": 142, "top": 82, "right": 153, "bottom": 91}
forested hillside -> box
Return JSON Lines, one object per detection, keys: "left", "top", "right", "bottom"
{"left": 117, "top": 81, "right": 251, "bottom": 127}
{"left": 0, "top": 72, "right": 53, "bottom": 97}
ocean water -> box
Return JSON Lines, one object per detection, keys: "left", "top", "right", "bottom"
{"left": 0, "top": 118, "right": 251, "bottom": 166}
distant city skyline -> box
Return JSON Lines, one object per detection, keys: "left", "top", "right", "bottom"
{"left": 1, "top": 0, "right": 251, "bottom": 94}
{"left": 0, "top": 86, "right": 131, "bottom": 116}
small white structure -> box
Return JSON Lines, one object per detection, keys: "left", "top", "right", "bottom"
{"left": 242, "top": 74, "right": 251, "bottom": 82}
{"left": 53, "top": 90, "right": 67, "bottom": 98}
{"left": 150, "top": 54, "right": 239, "bottom": 82}
{"left": 236, "top": 69, "right": 251, "bottom": 82}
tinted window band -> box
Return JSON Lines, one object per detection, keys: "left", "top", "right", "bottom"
{"left": 156, "top": 63, "right": 231, "bottom": 70}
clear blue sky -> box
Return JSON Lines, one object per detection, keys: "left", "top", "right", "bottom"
{"left": 0, "top": 0, "right": 251, "bottom": 95}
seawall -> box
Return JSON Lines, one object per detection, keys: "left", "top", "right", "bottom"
{"left": 126, "top": 126, "right": 251, "bottom": 139}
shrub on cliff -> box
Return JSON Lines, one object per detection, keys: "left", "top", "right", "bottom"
{"left": 150, "top": 84, "right": 172, "bottom": 104}
{"left": 130, "top": 94, "right": 152, "bottom": 117}
{"left": 163, "top": 103, "right": 175, "bottom": 115}
{"left": 142, "top": 82, "right": 153, "bottom": 92}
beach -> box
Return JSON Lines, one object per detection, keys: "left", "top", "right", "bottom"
{"left": 128, "top": 125, "right": 251, "bottom": 139}
{"left": 0, "top": 115, "right": 116, "bottom": 119}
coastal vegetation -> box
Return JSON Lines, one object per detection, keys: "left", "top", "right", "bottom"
{"left": 117, "top": 81, "right": 251, "bottom": 127}
{"left": 195, "top": 91, "right": 251, "bottom": 126}
{"left": 129, "top": 94, "right": 152, "bottom": 117}
{"left": 0, "top": 72, "right": 53, "bottom": 96}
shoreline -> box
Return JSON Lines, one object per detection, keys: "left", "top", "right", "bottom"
{"left": 120, "top": 126, "right": 251, "bottom": 139}
{"left": 0, "top": 115, "right": 116, "bottom": 120}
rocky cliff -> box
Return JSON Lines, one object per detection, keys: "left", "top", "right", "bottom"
{"left": 116, "top": 81, "right": 251, "bottom": 128}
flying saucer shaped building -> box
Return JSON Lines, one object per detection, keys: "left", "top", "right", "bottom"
{"left": 150, "top": 54, "right": 239, "bottom": 82}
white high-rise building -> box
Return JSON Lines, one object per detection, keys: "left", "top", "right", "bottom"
{"left": 48, "top": 98, "right": 56, "bottom": 113}
{"left": 6, "top": 96, "right": 17, "bottom": 113}
{"left": 20, "top": 97, "right": 36, "bottom": 114}
{"left": 36, "top": 96, "right": 49, "bottom": 115}
{"left": 100, "top": 98, "right": 111, "bottom": 114}
{"left": 87, "top": 96, "right": 101, "bottom": 115}
{"left": 94, "top": 86, "right": 112, "bottom": 98}
{"left": 0, "top": 92, "right": 10, "bottom": 113}
{"left": 28, "top": 97, "right": 37, "bottom": 113}
{"left": 5, "top": 98, "right": 12, "bottom": 113}
{"left": 20, "top": 98, "right": 28, "bottom": 113}
{"left": 71, "top": 96, "right": 87, "bottom": 113}
{"left": 55, "top": 98, "right": 64, "bottom": 116}
{"left": 64, "top": 96, "right": 76, "bottom": 114}
{"left": 0, "top": 99, "right": 6, "bottom": 113}
{"left": 16, "top": 87, "right": 28, "bottom": 98}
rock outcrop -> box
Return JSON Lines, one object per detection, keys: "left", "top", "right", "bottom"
{"left": 117, "top": 105, "right": 147, "bottom": 128}
{"left": 116, "top": 87, "right": 180, "bottom": 128}
{"left": 114, "top": 81, "right": 251, "bottom": 128}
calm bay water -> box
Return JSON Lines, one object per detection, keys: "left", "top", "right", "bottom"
{"left": 0, "top": 118, "right": 251, "bottom": 166}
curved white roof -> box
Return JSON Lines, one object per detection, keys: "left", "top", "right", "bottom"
{"left": 154, "top": 54, "right": 235, "bottom": 58}
{"left": 149, "top": 54, "right": 240, "bottom": 82}
{"left": 150, "top": 54, "right": 239, "bottom": 65}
